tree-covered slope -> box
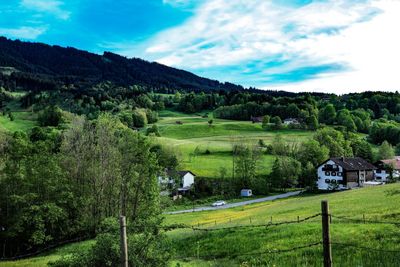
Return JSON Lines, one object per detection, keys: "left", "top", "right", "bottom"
{"left": 0, "top": 37, "right": 244, "bottom": 92}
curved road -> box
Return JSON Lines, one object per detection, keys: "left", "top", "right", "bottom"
{"left": 165, "top": 190, "right": 303, "bottom": 215}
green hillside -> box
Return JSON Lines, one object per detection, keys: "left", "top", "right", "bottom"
{"left": 155, "top": 111, "right": 313, "bottom": 178}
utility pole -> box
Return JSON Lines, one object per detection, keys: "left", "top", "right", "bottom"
{"left": 120, "top": 216, "right": 128, "bottom": 267}
{"left": 321, "top": 200, "right": 332, "bottom": 267}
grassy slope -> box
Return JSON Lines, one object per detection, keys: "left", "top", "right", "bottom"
{"left": 0, "top": 112, "right": 37, "bottom": 133}
{"left": 155, "top": 110, "right": 313, "bottom": 178}
{"left": 166, "top": 183, "right": 400, "bottom": 266}
{"left": 0, "top": 240, "right": 94, "bottom": 267}
{"left": 4, "top": 184, "right": 399, "bottom": 266}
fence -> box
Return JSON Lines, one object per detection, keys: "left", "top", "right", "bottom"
{"left": 2, "top": 201, "right": 400, "bottom": 266}
{"left": 161, "top": 200, "right": 400, "bottom": 267}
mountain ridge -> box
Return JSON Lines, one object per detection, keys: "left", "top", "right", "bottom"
{"left": 0, "top": 36, "right": 246, "bottom": 92}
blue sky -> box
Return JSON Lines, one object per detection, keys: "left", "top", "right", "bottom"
{"left": 1, "top": 0, "right": 399, "bottom": 93}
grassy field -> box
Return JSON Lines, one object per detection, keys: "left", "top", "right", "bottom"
{"left": 155, "top": 110, "right": 314, "bottom": 178}
{"left": 3, "top": 184, "right": 399, "bottom": 266}
{"left": 0, "top": 111, "right": 37, "bottom": 133}
{"left": 165, "top": 183, "right": 400, "bottom": 266}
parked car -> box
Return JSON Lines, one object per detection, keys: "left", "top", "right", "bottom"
{"left": 211, "top": 200, "right": 226, "bottom": 207}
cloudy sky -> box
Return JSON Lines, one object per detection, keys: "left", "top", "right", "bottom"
{"left": 1, "top": 0, "right": 399, "bottom": 93}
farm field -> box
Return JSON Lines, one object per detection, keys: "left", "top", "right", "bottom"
{"left": 3, "top": 183, "right": 400, "bottom": 266}
{"left": 155, "top": 110, "right": 314, "bottom": 178}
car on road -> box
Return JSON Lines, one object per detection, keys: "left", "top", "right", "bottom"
{"left": 211, "top": 200, "right": 226, "bottom": 207}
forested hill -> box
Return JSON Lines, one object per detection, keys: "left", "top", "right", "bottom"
{"left": 0, "top": 36, "right": 245, "bottom": 92}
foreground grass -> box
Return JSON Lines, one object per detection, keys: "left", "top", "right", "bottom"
{"left": 2, "top": 184, "right": 399, "bottom": 266}
{"left": 0, "top": 240, "right": 94, "bottom": 267}
{"left": 166, "top": 183, "right": 400, "bottom": 266}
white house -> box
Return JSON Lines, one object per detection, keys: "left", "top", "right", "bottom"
{"left": 159, "top": 170, "right": 196, "bottom": 194}
{"left": 283, "top": 118, "right": 300, "bottom": 125}
{"left": 317, "top": 157, "right": 376, "bottom": 190}
{"left": 374, "top": 157, "right": 400, "bottom": 182}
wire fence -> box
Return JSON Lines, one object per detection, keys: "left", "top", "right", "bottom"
{"left": 330, "top": 214, "right": 400, "bottom": 225}
{"left": 163, "top": 210, "right": 400, "bottom": 262}
{"left": 2, "top": 208, "right": 400, "bottom": 263}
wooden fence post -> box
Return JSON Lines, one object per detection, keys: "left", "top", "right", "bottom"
{"left": 119, "top": 216, "right": 128, "bottom": 267}
{"left": 321, "top": 200, "right": 332, "bottom": 267}
{"left": 297, "top": 216, "right": 300, "bottom": 223}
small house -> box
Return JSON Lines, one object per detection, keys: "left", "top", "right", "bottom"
{"left": 241, "top": 189, "right": 252, "bottom": 197}
{"left": 159, "top": 170, "right": 196, "bottom": 194}
{"left": 317, "top": 157, "right": 376, "bottom": 190}
{"left": 374, "top": 157, "right": 400, "bottom": 182}
{"left": 250, "top": 116, "right": 263, "bottom": 123}
{"left": 283, "top": 118, "right": 300, "bottom": 125}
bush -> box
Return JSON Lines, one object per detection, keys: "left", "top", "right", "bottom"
{"left": 146, "top": 124, "right": 161, "bottom": 137}
{"left": 38, "top": 106, "right": 64, "bottom": 127}
{"left": 132, "top": 109, "right": 147, "bottom": 128}
{"left": 50, "top": 218, "right": 171, "bottom": 267}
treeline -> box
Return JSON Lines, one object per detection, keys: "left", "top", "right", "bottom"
{"left": 0, "top": 114, "right": 176, "bottom": 263}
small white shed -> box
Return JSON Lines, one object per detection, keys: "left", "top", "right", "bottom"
{"left": 241, "top": 189, "right": 252, "bottom": 197}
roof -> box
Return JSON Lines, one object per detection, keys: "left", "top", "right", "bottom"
{"left": 166, "top": 170, "right": 196, "bottom": 177}
{"left": 379, "top": 157, "right": 400, "bottom": 170}
{"left": 322, "top": 157, "right": 376, "bottom": 171}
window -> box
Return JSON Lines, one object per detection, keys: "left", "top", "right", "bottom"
{"left": 376, "top": 176, "right": 382, "bottom": 180}
{"left": 376, "top": 170, "right": 382, "bottom": 174}
{"left": 325, "top": 171, "right": 330, "bottom": 176}
{"left": 331, "top": 179, "right": 337, "bottom": 184}
{"left": 325, "top": 179, "right": 331, "bottom": 183}
{"left": 337, "top": 172, "right": 342, "bottom": 176}
{"left": 331, "top": 172, "right": 336, "bottom": 176}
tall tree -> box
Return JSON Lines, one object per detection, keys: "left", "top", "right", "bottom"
{"left": 378, "top": 141, "right": 395, "bottom": 160}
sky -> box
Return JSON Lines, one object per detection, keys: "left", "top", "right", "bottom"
{"left": 0, "top": 0, "right": 400, "bottom": 93}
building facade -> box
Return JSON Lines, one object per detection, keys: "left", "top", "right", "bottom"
{"left": 317, "top": 157, "right": 376, "bottom": 190}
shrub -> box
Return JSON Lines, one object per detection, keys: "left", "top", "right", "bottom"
{"left": 146, "top": 124, "right": 161, "bottom": 137}
{"left": 38, "top": 106, "right": 64, "bottom": 127}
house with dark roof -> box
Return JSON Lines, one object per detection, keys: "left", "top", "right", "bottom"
{"left": 317, "top": 157, "right": 376, "bottom": 190}
{"left": 374, "top": 157, "right": 400, "bottom": 182}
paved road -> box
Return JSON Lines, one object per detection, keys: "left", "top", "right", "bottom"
{"left": 164, "top": 190, "right": 303, "bottom": 215}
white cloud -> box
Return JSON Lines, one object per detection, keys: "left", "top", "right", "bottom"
{"left": 129, "top": 0, "right": 399, "bottom": 93}
{"left": 0, "top": 26, "right": 47, "bottom": 39}
{"left": 21, "top": 0, "right": 71, "bottom": 20}
{"left": 267, "top": 0, "right": 400, "bottom": 93}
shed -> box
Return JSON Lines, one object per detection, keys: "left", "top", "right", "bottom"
{"left": 241, "top": 189, "right": 252, "bottom": 197}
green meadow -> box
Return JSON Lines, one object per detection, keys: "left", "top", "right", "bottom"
{"left": 0, "top": 111, "right": 37, "bottom": 133}
{"left": 155, "top": 110, "right": 313, "bottom": 178}
{"left": 166, "top": 183, "right": 400, "bottom": 266}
